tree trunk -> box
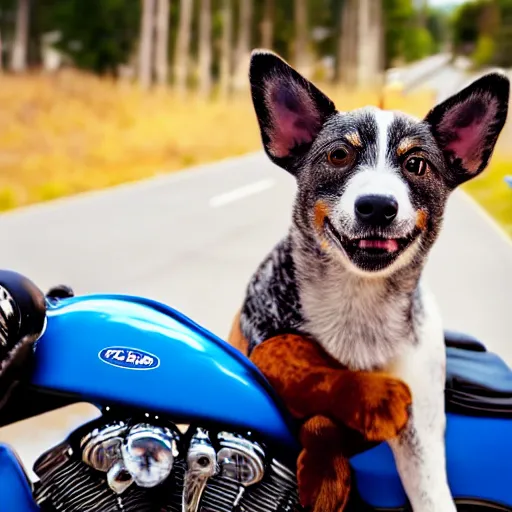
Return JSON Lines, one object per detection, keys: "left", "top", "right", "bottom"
{"left": 198, "top": 0, "right": 212, "bottom": 97}
{"left": 219, "top": 0, "right": 233, "bottom": 98}
{"left": 260, "top": 0, "right": 274, "bottom": 49}
{"left": 338, "top": 0, "right": 357, "bottom": 86}
{"left": 0, "top": 29, "right": 3, "bottom": 74}
{"left": 336, "top": 0, "right": 346, "bottom": 83}
{"left": 353, "top": 0, "right": 383, "bottom": 88}
{"left": 294, "top": 0, "right": 308, "bottom": 75}
{"left": 154, "top": 0, "right": 170, "bottom": 86}
{"left": 139, "top": 0, "right": 156, "bottom": 89}
{"left": 418, "top": 0, "right": 428, "bottom": 29}
{"left": 374, "top": 0, "right": 385, "bottom": 91}
{"left": 356, "top": 0, "right": 370, "bottom": 86}
{"left": 11, "top": 0, "right": 30, "bottom": 73}
{"left": 363, "top": 0, "right": 383, "bottom": 89}
{"left": 232, "top": 0, "right": 253, "bottom": 92}
{"left": 174, "top": 0, "right": 194, "bottom": 95}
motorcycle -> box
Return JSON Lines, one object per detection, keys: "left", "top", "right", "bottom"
{"left": 0, "top": 269, "right": 512, "bottom": 512}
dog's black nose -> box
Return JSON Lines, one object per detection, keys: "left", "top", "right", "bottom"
{"left": 355, "top": 195, "right": 398, "bottom": 226}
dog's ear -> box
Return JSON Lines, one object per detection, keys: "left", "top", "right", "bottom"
{"left": 249, "top": 50, "right": 336, "bottom": 173}
{"left": 425, "top": 72, "right": 509, "bottom": 187}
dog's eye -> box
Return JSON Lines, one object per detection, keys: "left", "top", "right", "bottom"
{"left": 404, "top": 156, "right": 428, "bottom": 176}
{"left": 328, "top": 147, "right": 354, "bottom": 167}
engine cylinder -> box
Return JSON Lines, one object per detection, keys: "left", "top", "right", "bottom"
{"left": 33, "top": 419, "right": 301, "bottom": 512}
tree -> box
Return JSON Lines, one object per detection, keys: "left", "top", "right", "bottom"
{"left": 356, "top": 0, "right": 384, "bottom": 86}
{"left": 494, "top": 0, "right": 512, "bottom": 67}
{"left": 261, "top": 0, "right": 275, "bottom": 49}
{"left": 10, "top": 0, "right": 29, "bottom": 72}
{"left": 198, "top": 0, "right": 212, "bottom": 96}
{"left": 219, "top": 0, "right": 232, "bottom": 97}
{"left": 452, "top": 0, "right": 485, "bottom": 56}
{"left": 338, "top": 0, "right": 358, "bottom": 85}
{"left": 373, "top": 0, "right": 385, "bottom": 88}
{"left": 418, "top": 0, "right": 428, "bottom": 29}
{"left": 174, "top": 0, "right": 193, "bottom": 94}
{"left": 154, "top": 0, "right": 170, "bottom": 86}
{"left": 38, "top": 0, "right": 141, "bottom": 76}
{"left": 427, "top": 8, "right": 451, "bottom": 53}
{"left": 403, "top": 26, "right": 434, "bottom": 62}
{"left": 294, "top": 0, "right": 308, "bottom": 73}
{"left": 383, "top": 0, "right": 414, "bottom": 67}
{"left": 232, "top": 0, "right": 252, "bottom": 91}
{"left": 451, "top": 0, "right": 512, "bottom": 68}
{"left": 0, "top": 28, "right": 4, "bottom": 73}
{"left": 336, "top": 0, "right": 384, "bottom": 87}
{"left": 139, "top": 0, "right": 155, "bottom": 89}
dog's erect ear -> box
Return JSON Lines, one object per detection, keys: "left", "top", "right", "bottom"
{"left": 249, "top": 50, "right": 336, "bottom": 173}
{"left": 425, "top": 72, "right": 509, "bottom": 187}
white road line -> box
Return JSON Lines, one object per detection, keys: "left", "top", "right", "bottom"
{"left": 209, "top": 179, "right": 275, "bottom": 208}
{"left": 0, "top": 151, "right": 265, "bottom": 219}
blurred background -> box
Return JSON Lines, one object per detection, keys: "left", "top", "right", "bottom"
{"left": 0, "top": 0, "right": 511, "bottom": 482}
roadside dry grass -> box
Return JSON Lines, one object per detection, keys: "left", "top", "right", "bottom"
{"left": 463, "top": 127, "right": 512, "bottom": 238}
{"left": 0, "top": 70, "right": 435, "bottom": 211}
{"left": 0, "top": 69, "right": 508, "bottom": 233}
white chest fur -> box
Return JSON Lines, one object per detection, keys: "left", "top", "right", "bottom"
{"left": 297, "top": 262, "right": 418, "bottom": 370}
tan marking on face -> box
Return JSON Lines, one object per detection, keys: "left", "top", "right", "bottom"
{"left": 314, "top": 200, "right": 332, "bottom": 252}
{"left": 345, "top": 131, "right": 362, "bottom": 148}
{"left": 397, "top": 138, "right": 421, "bottom": 156}
{"left": 416, "top": 209, "right": 428, "bottom": 231}
{"left": 314, "top": 200, "right": 330, "bottom": 233}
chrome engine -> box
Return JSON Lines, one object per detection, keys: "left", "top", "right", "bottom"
{"left": 33, "top": 416, "right": 300, "bottom": 512}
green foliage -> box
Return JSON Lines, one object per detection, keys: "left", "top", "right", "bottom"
{"left": 381, "top": 0, "right": 439, "bottom": 67}
{"left": 495, "top": 0, "right": 512, "bottom": 66}
{"left": 495, "top": 25, "right": 512, "bottom": 66}
{"left": 403, "top": 27, "right": 435, "bottom": 63}
{"left": 452, "top": 1, "right": 484, "bottom": 53}
{"left": 383, "top": 0, "right": 414, "bottom": 67}
{"left": 38, "top": 0, "right": 141, "bottom": 75}
{"left": 452, "top": 0, "right": 512, "bottom": 68}
{"left": 472, "top": 34, "right": 495, "bottom": 68}
{"left": 427, "top": 8, "right": 450, "bottom": 53}
{"left": 273, "top": 0, "right": 295, "bottom": 60}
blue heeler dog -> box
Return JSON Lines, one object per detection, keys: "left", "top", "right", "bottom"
{"left": 229, "top": 50, "right": 510, "bottom": 512}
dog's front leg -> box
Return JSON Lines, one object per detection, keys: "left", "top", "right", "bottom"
{"left": 387, "top": 328, "right": 455, "bottom": 512}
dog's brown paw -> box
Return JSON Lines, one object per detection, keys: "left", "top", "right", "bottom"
{"left": 297, "top": 416, "right": 351, "bottom": 512}
{"left": 342, "top": 373, "right": 412, "bottom": 442}
{"left": 297, "top": 457, "right": 350, "bottom": 512}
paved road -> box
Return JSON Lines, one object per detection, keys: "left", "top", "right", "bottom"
{"left": 391, "top": 53, "right": 453, "bottom": 91}
{"left": 1, "top": 57, "right": 512, "bottom": 477}
{"left": 0, "top": 151, "right": 510, "bottom": 354}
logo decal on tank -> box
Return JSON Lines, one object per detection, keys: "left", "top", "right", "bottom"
{"left": 98, "top": 347, "right": 160, "bottom": 370}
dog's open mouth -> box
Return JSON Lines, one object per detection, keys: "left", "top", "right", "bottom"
{"left": 324, "top": 218, "right": 419, "bottom": 265}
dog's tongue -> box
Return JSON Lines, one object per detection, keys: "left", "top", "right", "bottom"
{"left": 359, "top": 238, "right": 399, "bottom": 252}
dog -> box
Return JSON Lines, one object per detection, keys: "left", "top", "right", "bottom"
{"left": 229, "top": 50, "right": 509, "bottom": 512}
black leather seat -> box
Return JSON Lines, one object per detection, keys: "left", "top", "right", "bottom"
{"left": 444, "top": 329, "right": 487, "bottom": 352}
{"left": 444, "top": 331, "right": 512, "bottom": 417}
